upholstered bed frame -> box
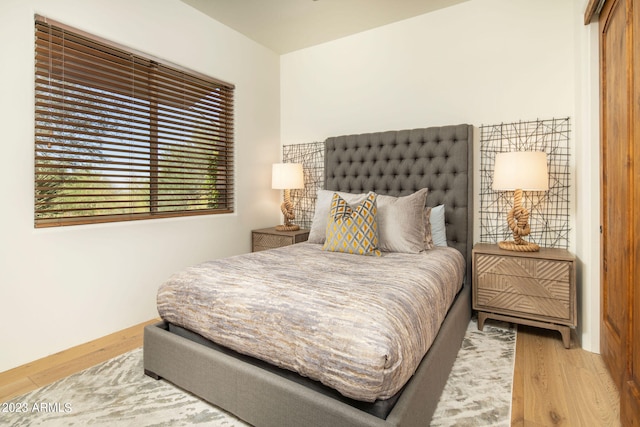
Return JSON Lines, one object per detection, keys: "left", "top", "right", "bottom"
{"left": 143, "top": 124, "right": 474, "bottom": 427}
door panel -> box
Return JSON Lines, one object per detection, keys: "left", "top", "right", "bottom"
{"left": 600, "top": 0, "right": 630, "bottom": 389}
{"left": 599, "top": 0, "right": 640, "bottom": 424}
{"left": 620, "top": 2, "right": 640, "bottom": 423}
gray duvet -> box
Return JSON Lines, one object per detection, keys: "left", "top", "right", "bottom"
{"left": 157, "top": 242, "right": 464, "bottom": 402}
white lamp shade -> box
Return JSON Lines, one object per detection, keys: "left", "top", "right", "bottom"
{"left": 272, "top": 163, "right": 304, "bottom": 190}
{"left": 492, "top": 151, "right": 549, "bottom": 191}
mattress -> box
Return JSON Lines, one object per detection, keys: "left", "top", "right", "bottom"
{"left": 157, "top": 242, "right": 464, "bottom": 402}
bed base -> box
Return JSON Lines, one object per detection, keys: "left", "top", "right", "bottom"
{"left": 143, "top": 283, "right": 470, "bottom": 427}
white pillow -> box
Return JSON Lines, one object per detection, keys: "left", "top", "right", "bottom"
{"left": 308, "top": 190, "right": 368, "bottom": 243}
{"left": 430, "top": 204, "right": 447, "bottom": 247}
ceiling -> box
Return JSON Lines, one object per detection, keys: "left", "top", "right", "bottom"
{"left": 180, "top": 0, "right": 469, "bottom": 54}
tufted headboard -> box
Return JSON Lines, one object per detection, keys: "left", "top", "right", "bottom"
{"left": 324, "top": 124, "right": 474, "bottom": 283}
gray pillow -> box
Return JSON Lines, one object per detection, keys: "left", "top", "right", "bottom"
{"left": 376, "top": 188, "right": 428, "bottom": 253}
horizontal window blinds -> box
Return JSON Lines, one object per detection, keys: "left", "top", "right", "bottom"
{"left": 34, "top": 16, "right": 234, "bottom": 227}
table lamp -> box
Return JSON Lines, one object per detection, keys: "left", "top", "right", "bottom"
{"left": 492, "top": 151, "right": 548, "bottom": 252}
{"left": 272, "top": 163, "right": 304, "bottom": 231}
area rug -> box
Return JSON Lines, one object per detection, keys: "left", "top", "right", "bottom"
{"left": 3, "top": 319, "right": 515, "bottom": 426}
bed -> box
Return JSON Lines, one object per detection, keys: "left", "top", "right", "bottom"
{"left": 143, "top": 124, "right": 474, "bottom": 427}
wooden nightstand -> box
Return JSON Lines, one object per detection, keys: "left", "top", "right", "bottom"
{"left": 472, "top": 243, "right": 577, "bottom": 348}
{"left": 251, "top": 227, "right": 310, "bottom": 252}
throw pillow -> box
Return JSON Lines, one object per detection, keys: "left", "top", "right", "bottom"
{"left": 310, "top": 188, "right": 429, "bottom": 254}
{"left": 322, "top": 192, "right": 381, "bottom": 256}
{"left": 308, "top": 190, "right": 368, "bottom": 243}
{"left": 376, "top": 188, "right": 428, "bottom": 253}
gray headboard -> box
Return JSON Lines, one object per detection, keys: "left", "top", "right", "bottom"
{"left": 324, "top": 124, "right": 473, "bottom": 283}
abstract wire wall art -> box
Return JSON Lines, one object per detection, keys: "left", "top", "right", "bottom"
{"left": 479, "top": 117, "right": 571, "bottom": 249}
{"left": 282, "top": 142, "right": 325, "bottom": 230}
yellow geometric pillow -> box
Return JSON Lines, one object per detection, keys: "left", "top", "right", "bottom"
{"left": 322, "top": 192, "right": 381, "bottom": 256}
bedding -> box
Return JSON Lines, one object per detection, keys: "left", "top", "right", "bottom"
{"left": 309, "top": 188, "right": 430, "bottom": 253}
{"left": 157, "top": 242, "right": 465, "bottom": 402}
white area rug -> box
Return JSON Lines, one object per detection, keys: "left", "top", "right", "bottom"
{"left": 3, "top": 319, "right": 515, "bottom": 426}
{"left": 431, "top": 319, "right": 516, "bottom": 426}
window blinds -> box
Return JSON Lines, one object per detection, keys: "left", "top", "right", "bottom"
{"left": 34, "top": 16, "right": 234, "bottom": 227}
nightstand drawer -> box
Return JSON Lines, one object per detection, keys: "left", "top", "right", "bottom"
{"left": 252, "top": 233, "right": 293, "bottom": 251}
{"left": 251, "top": 227, "right": 310, "bottom": 252}
{"left": 476, "top": 254, "right": 570, "bottom": 282}
{"left": 476, "top": 273, "right": 570, "bottom": 301}
{"left": 475, "top": 288, "right": 571, "bottom": 321}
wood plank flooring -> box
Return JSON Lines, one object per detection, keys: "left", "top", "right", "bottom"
{"left": 511, "top": 325, "right": 620, "bottom": 426}
{"left": 0, "top": 318, "right": 158, "bottom": 403}
{"left": 0, "top": 320, "right": 621, "bottom": 426}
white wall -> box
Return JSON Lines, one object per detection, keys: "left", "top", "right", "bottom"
{"left": 281, "top": 0, "right": 576, "bottom": 144}
{"left": 573, "top": 0, "right": 601, "bottom": 354}
{"left": 281, "top": 0, "right": 601, "bottom": 351}
{"left": 0, "top": 0, "right": 281, "bottom": 372}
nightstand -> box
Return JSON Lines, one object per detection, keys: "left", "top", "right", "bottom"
{"left": 472, "top": 243, "right": 577, "bottom": 348}
{"left": 251, "top": 227, "right": 310, "bottom": 252}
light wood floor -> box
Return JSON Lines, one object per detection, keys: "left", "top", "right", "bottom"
{"left": 511, "top": 325, "right": 620, "bottom": 427}
{"left": 0, "top": 320, "right": 621, "bottom": 426}
{"left": 0, "top": 318, "right": 159, "bottom": 403}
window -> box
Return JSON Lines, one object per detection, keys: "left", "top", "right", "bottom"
{"left": 34, "top": 16, "right": 234, "bottom": 227}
